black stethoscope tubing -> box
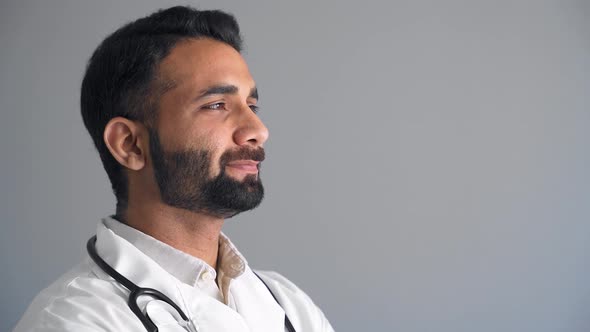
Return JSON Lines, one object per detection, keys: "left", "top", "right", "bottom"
{"left": 87, "top": 236, "right": 295, "bottom": 332}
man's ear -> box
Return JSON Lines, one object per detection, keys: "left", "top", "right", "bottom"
{"left": 103, "top": 117, "right": 147, "bottom": 171}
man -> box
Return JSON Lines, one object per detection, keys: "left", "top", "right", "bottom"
{"left": 14, "top": 6, "right": 333, "bottom": 332}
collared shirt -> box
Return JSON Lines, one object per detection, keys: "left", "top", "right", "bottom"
{"left": 104, "top": 216, "right": 246, "bottom": 309}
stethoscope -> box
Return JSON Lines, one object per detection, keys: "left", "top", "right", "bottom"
{"left": 87, "top": 236, "right": 296, "bottom": 332}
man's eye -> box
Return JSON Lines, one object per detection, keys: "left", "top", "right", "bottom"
{"left": 203, "top": 102, "right": 226, "bottom": 110}
{"left": 249, "top": 105, "right": 260, "bottom": 114}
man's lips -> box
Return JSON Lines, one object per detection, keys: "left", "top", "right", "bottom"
{"left": 226, "top": 160, "right": 260, "bottom": 173}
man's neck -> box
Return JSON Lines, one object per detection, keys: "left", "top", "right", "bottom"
{"left": 118, "top": 201, "right": 224, "bottom": 270}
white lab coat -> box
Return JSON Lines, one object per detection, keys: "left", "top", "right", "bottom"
{"left": 13, "top": 222, "right": 334, "bottom": 332}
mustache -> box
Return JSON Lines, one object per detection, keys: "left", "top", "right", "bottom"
{"left": 219, "top": 147, "right": 266, "bottom": 166}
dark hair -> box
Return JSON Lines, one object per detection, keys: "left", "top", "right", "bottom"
{"left": 80, "top": 6, "right": 243, "bottom": 212}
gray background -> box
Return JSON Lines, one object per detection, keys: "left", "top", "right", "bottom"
{"left": 1, "top": 0, "right": 589, "bottom": 331}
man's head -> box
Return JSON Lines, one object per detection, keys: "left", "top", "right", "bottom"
{"left": 81, "top": 6, "right": 268, "bottom": 218}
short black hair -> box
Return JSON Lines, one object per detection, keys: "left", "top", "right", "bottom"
{"left": 80, "top": 6, "right": 243, "bottom": 212}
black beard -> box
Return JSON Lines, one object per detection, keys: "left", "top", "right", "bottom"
{"left": 148, "top": 128, "right": 265, "bottom": 218}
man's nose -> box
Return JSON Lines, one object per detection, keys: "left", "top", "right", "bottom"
{"left": 232, "top": 105, "right": 269, "bottom": 148}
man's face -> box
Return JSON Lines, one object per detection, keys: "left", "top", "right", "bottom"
{"left": 148, "top": 38, "right": 269, "bottom": 218}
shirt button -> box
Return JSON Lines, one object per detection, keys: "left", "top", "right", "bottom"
{"left": 200, "top": 271, "right": 214, "bottom": 281}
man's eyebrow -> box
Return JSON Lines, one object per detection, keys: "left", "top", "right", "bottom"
{"left": 198, "top": 85, "right": 238, "bottom": 98}
{"left": 195, "top": 84, "right": 259, "bottom": 100}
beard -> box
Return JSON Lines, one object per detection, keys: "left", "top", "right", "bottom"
{"left": 148, "top": 128, "right": 265, "bottom": 218}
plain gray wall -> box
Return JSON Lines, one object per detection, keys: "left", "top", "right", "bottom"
{"left": 1, "top": 0, "right": 589, "bottom": 331}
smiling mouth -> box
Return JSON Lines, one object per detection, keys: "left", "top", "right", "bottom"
{"left": 225, "top": 160, "right": 260, "bottom": 174}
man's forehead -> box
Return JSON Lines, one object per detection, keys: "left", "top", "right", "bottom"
{"left": 155, "top": 38, "right": 254, "bottom": 92}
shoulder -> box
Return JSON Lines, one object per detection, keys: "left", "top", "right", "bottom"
{"left": 254, "top": 270, "right": 335, "bottom": 332}
{"left": 13, "top": 259, "right": 140, "bottom": 332}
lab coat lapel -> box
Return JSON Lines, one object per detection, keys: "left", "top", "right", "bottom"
{"left": 231, "top": 268, "right": 286, "bottom": 332}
